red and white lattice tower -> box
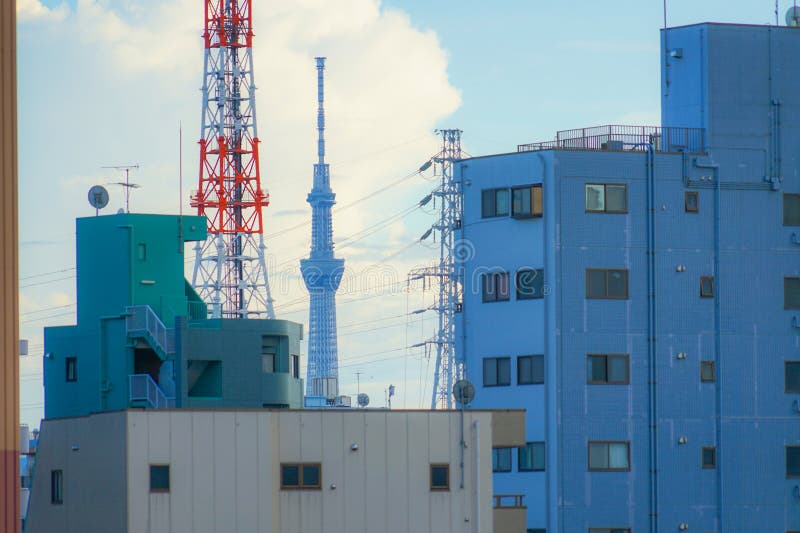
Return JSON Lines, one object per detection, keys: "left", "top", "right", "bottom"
{"left": 191, "top": 0, "right": 274, "bottom": 319}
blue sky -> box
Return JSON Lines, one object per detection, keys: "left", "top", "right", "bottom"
{"left": 17, "top": 0, "right": 791, "bottom": 426}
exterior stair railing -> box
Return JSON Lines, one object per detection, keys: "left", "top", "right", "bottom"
{"left": 129, "top": 374, "right": 175, "bottom": 409}
{"left": 126, "top": 305, "right": 175, "bottom": 357}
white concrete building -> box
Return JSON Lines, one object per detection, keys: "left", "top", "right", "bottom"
{"left": 25, "top": 409, "right": 526, "bottom": 533}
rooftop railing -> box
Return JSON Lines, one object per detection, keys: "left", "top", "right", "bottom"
{"left": 518, "top": 125, "right": 706, "bottom": 154}
{"left": 129, "top": 374, "right": 175, "bottom": 409}
{"left": 493, "top": 494, "right": 526, "bottom": 509}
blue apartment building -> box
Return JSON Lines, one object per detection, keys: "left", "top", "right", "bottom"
{"left": 458, "top": 23, "right": 800, "bottom": 532}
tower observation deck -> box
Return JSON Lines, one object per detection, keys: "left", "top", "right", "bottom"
{"left": 301, "top": 57, "right": 345, "bottom": 399}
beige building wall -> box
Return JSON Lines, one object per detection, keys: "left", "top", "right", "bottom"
{"left": 127, "top": 409, "right": 496, "bottom": 533}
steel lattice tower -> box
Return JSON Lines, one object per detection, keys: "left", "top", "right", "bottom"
{"left": 301, "top": 58, "right": 345, "bottom": 398}
{"left": 191, "top": 0, "right": 275, "bottom": 319}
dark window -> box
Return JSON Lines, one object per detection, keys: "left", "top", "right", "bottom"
{"left": 786, "top": 362, "right": 800, "bottom": 392}
{"left": 492, "top": 448, "right": 512, "bottom": 472}
{"left": 787, "top": 447, "right": 800, "bottom": 478}
{"left": 786, "top": 278, "right": 800, "bottom": 309}
{"left": 262, "top": 336, "right": 277, "bottom": 373}
{"left": 516, "top": 268, "right": 544, "bottom": 300}
{"left": 702, "top": 447, "right": 716, "bottom": 469}
{"left": 518, "top": 355, "right": 544, "bottom": 385}
{"left": 430, "top": 464, "right": 450, "bottom": 490}
{"left": 528, "top": 529, "right": 547, "bottom": 533}
{"left": 482, "top": 188, "right": 510, "bottom": 218}
{"left": 588, "top": 441, "right": 630, "bottom": 471}
{"left": 512, "top": 185, "right": 543, "bottom": 218}
{"left": 518, "top": 442, "right": 545, "bottom": 472}
{"left": 281, "top": 463, "right": 322, "bottom": 490}
{"left": 685, "top": 191, "right": 699, "bottom": 213}
{"left": 589, "top": 529, "right": 631, "bottom": 533}
{"left": 149, "top": 465, "right": 170, "bottom": 492}
{"left": 586, "top": 269, "right": 628, "bottom": 299}
{"left": 290, "top": 354, "right": 300, "bottom": 378}
{"left": 50, "top": 470, "right": 63, "bottom": 505}
{"left": 700, "top": 361, "right": 715, "bottom": 382}
{"left": 587, "top": 354, "right": 629, "bottom": 384}
{"left": 482, "top": 272, "right": 510, "bottom": 302}
{"left": 585, "top": 183, "right": 628, "bottom": 213}
{"left": 784, "top": 193, "right": 800, "bottom": 226}
{"left": 65, "top": 357, "right": 77, "bottom": 382}
{"left": 700, "top": 276, "right": 715, "bottom": 298}
{"left": 483, "top": 357, "right": 511, "bottom": 387}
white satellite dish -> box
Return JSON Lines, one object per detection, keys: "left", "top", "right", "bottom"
{"left": 357, "top": 393, "right": 370, "bottom": 407}
{"left": 87, "top": 185, "right": 109, "bottom": 215}
{"left": 452, "top": 379, "right": 476, "bottom": 406}
{"left": 787, "top": 6, "right": 800, "bottom": 26}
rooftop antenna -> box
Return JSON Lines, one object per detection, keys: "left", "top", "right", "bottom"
{"left": 103, "top": 164, "right": 140, "bottom": 213}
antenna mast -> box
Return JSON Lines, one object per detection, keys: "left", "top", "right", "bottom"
{"left": 102, "top": 164, "right": 140, "bottom": 213}
{"left": 191, "top": 0, "right": 275, "bottom": 319}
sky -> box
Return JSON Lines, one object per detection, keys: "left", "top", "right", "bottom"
{"left": 16, "top": 0, "right": 791, "bottom": 427}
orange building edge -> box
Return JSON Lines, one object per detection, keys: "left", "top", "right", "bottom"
{"left": 1, "top": 0, "right": 19, "bottom": 530}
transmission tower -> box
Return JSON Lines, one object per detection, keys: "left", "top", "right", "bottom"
{"left": 301, "top": 57, "right": 345, "bottom": 400}
{"left": 410, "top": 129, "right": 463, "bottom": 409}
{"left": 191, "top": 0, "right": 275, "bottom": 319}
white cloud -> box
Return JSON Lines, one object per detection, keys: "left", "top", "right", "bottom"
{"left": 17, "top": 0, "right": 67, "bottom": 21}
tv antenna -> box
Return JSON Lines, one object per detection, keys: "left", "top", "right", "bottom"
{"left": 102, "top": 164, "right": 140, "bottom": 213}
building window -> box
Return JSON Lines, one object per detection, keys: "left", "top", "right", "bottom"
{"left": 149, "top": 465, "right": 170, "bottom": 493}
{"left": 586, "top": 269, "right": 628, "bottom": 299}
{"left": 262, "top": 336, "right": 277, "bottom": 373}
{"left": 65, "top": 357, "right": 77, "bottom": 382}
{"left": 588, "top": 441, "right": 630, "bottom": 471}
{"left": 430, "top": 464, "right": 450, "bottom": 491}
{"left": 482, "top": 188, "right": 510, "bottom": 218}
{"left": 700, "top": 361, "right": 716, "bottom": 382}
{"left": 281, "top": 463, "right": 322, "bottom": 490}
{"left": 528, "top": 529, "right": 547, "bottom": 533}
{"left": 50, "top": 470, "right": 63, "bottom": 505}
{"left": 511, "top": 185, "right": 543, "bottom": 218}
{"left": 786, "top": 277, "right": 800, "bottom": 309}
{"left": 290, "top": 354, "right": 300, "bottom": 378}
{"left": 589, "top": 529, "right": 631, "bottom": 533}
{"left": 702, "top": 446, "right": 716, "bottom": 469}
{"left": 685, "top": 191, "right": 699, "bottom": 213}
{"left": 187, "top": 360, "right": 222, "bottom": 398}
{"left": 516, "top": 268, "right": 544, "bottom": 300}
{"left": 519, "top": 442, "right": 545, "bottom": 472}
{"left": 585, "top": 183, "right": 627, "bottom": 213}
{"left": 786, "top": 362, "right": 800, "bottom": 393}
{"left": 518, "top": 355, "right": 544, "bottom": 385}
{"left": 482, "top": 272, "right": 510, "bottom": 302}
{"left": 700, "top": 276, "right": 715, "bottom": 298}
{"left": 262, "top": 352, "right": 275, "bottom": 373}
{"left": 586, "top": 354, "right": 629, "bottom": 384}
{"left": 784, "top": 193, "right": 800, "bottom": 226}
{"left": 483, "top": 357, "right": 511, "bottom": 387}
{"left": 787, "top": 447, "right": 800, "bottom": 478}
{"left": 137, "top": 243, "right": 147, "bottom": 261}
{"left": 493, "top": 448, "right": 512, "bottom": 472}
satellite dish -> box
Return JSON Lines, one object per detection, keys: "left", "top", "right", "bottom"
{"left": 357, "top": 393, "right": 370, "bottom": 407}
{"left": 87, "top": 185, "right": 109, "bottom": 212}
{"left": 787, "top": 6, "right": 800, "bottom": 26}
{"left": 452, "top": 379, "right": 476, "bottom": 406}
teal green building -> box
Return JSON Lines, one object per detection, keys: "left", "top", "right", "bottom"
{"left": 44, "top": 213, "right": 304, "bottom": 419}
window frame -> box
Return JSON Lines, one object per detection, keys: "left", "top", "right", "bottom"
{"left": 587, "top": 440, "right": 631, "bottom": 472}
{"left": 492, "top": 447, "right": 512, "bottom": 473}
{"left": 786, "top": 361, "right": 800, "bottom": 393}
{"left": 482, "top": 271, "right": 511, "bottom": 303}
{"left": 50, "top": 469, "right": 63, "bottom": 505}
{"left": 685, "top": 191, "right": 699, "bottom": 213}
{"left": 586, "top": 354, "right": 630, "bottom": 385}
{"left": 700, "top": 276, "right": 715, "bottom": 298}
{"left": 481, "top": 188, "right": 510, "bottom": 218}
{"left": 518, "top": 441, "right": 545, "bottom": 472}
{"left": 585, "top": 183, "right": 628, "bottom": 214}
{"left": 783, "top": 193, "right": 800, "bottom": 226}
{"left": 430, "top": 463, "right": 450, "bottom": 491}
{"left": 517, "top": 355, "right": 544, "bottom": 385}
{"left": 701, "top": 446, "right": 716, "bottom": 469}
{"left": 149, "top": 464, "right": 170, "bottom": 493}
{"left": 65, "top": 357, "right": 77, "bottom": 382}
{"left": 700, "top": 360, "right": 716, "bottom": 383}
{"left": 511, "top": 184, "right": 543, "bottom": 219}
{"left": 483, "top": 356, "right": 511, "bottom": 387}
{"left": 290, "top": 354, "right": 300, "bottom": 378}
{"left": 585, "top": 268, "right": 629, "bottom": 300}
{"left": 280, "top": 462, "right": 322, "bottom": 490}
{"left": 787, "top": 446, "right": 800, "bottom": 478}
{"left": 516, "top": 268, "right": 544, "bottom": 300}
{"left": 588, "top": 529, "right": 632, "bottom": 533}
{"left": 785, "top": 277, "right": 800, "bottom": 309}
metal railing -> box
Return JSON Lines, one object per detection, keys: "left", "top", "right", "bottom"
{"left": 126, "top": 305, "right": 175, "bottom": 356}
{"left": 129, "top": 374, "right": 175, "bottom": 409}
{"left": 187, "top": 301, "right": 208, "bottom": 320}
{"left": 493, "top": 494, "right": 526, "bottom": 509}
{"left": 518, "top": 125, "right": 706, "bottom": 154}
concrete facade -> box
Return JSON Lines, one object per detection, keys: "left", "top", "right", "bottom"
{"left": 457, "top": 23, "right": 800, "bottom": 532}
{"left": 26, "top": 409, "right": 526, "bottom": 533}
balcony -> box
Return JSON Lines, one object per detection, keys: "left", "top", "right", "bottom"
{"left": 493, "top": 494, "right": 527, "bottom": 533}
{"left": 517, "top": 125, "right": 706, "bottom": 154}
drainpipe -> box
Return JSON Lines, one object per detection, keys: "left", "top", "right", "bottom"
{"left": 694, "top": 158, "right": 722, "bottom": 531}
{"left": 473, "top": 419, "right": 481, "bottom": 533}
